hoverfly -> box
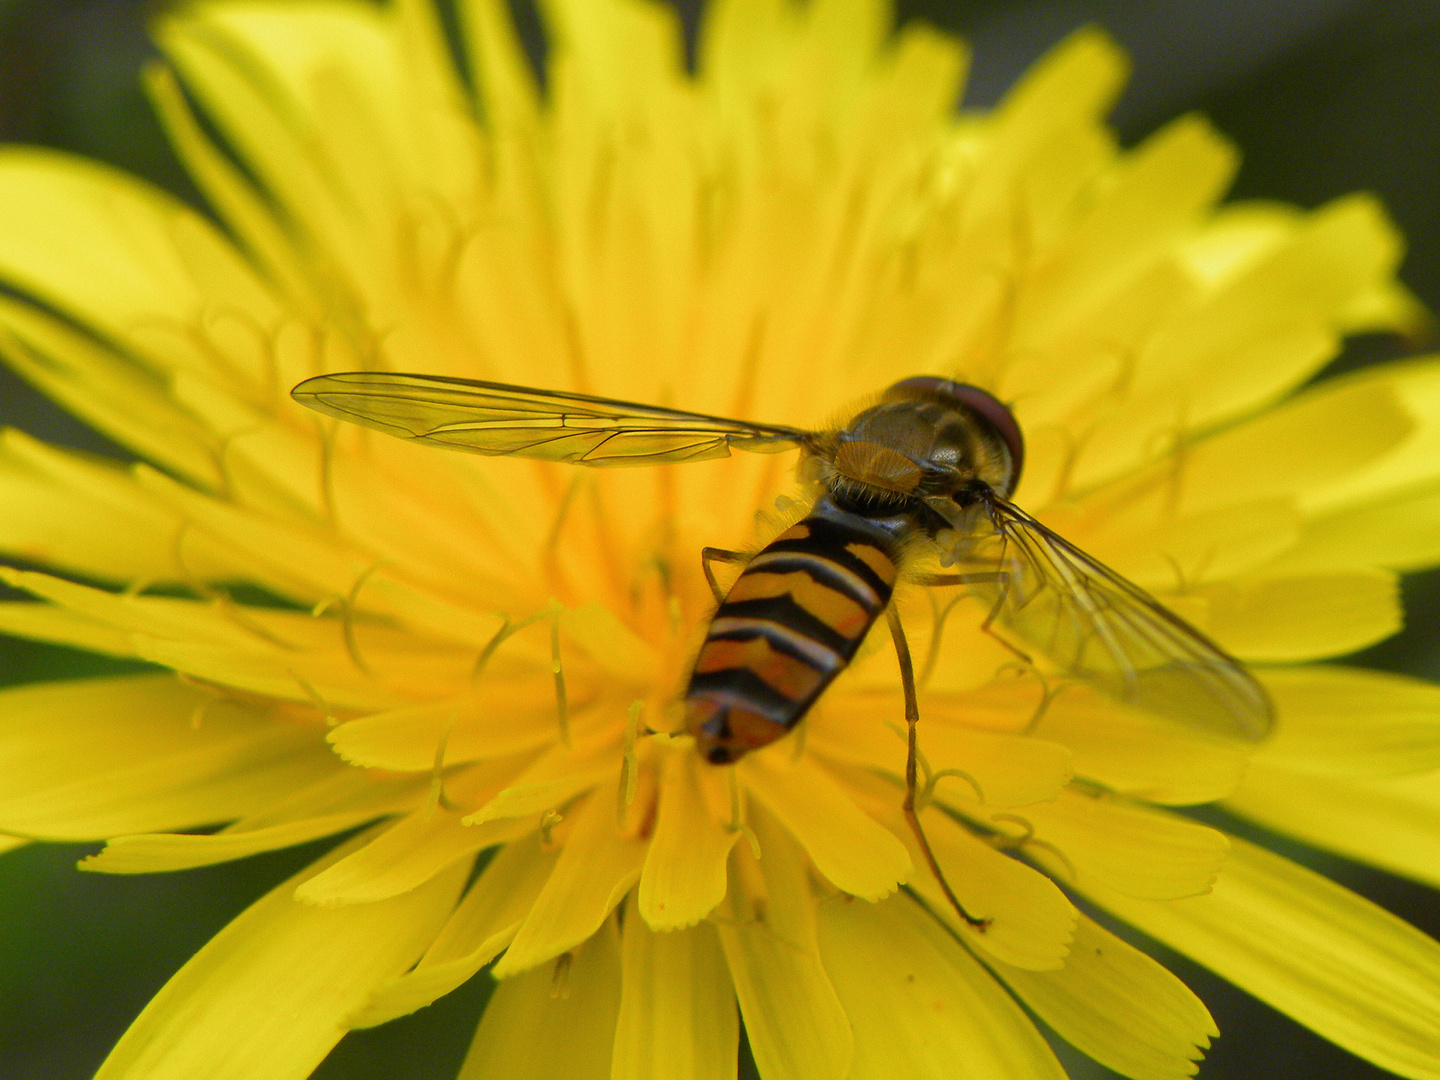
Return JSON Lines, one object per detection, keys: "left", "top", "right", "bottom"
{"left": 292, "top": 372, "right": 1272, "bottom": 925}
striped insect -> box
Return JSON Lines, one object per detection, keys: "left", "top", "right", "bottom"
{"left": 293, "top": 371, "right": 1273, "bottom": 927}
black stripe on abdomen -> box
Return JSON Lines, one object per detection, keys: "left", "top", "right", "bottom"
{"left": 685, "top": 513, "right": 900, "bottom": 762}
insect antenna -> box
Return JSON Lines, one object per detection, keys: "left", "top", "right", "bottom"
{"left": 885, "top": 606, "right": 991, "bottom": 932}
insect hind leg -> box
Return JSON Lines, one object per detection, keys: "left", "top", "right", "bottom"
{"left": 886, "top": 606, "right": 990, "bottom": 931}
{"left": 700, "top": 546, "right": 748, "bottom": 605}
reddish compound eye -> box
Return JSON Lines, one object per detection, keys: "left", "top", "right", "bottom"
{"left": 887, "top": 376, "right": 1024, "bottom": 494}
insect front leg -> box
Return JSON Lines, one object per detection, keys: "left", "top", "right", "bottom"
{"left": 886, "top": 606, "right": 990, "bottom": 931}
{"left": 700, "top": 546, "right": 748, "bottom": 605}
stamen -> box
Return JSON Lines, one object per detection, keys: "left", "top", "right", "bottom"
{"left": 122, "top": 577, "right": 153, "bottom": 599}
{"left": 919, "top": 591, "right": 964, "bottom": 687}
{"left": 727, "top": 769, "right": 762, "bottom": 861}
{"left": 470, "top": 609, "right": 550, "bottom": 684}
{"left": 539, "top": 808, "right": 564, "bottom": 847}
{"left": 549, "top": 604, "right": 571, "bottom": 747}
{"left": 989, "top": 812, "right": 1035, "bottom": 846}
{"left": 926, "top": 768, "right": 985, "bottom": 806}
{"left": 212, "top": 593, "right": 298, "bottom": 649}
{"left": 1023, "top": 836, "right": 1078, "bottom": 884}
{"left": 618, "top": 700, "right": 643, "bottom": 822}
{"left": 177, "top": 676, "right": 225, "bottom": 730}
{"left": 1159, "top": 403, "right": 1192, "bottom": 523}
{"left": 542, "top": 473, "right": 583, "bottom": 602}
{"left": 289, "top": 670, "right": 335, "bottom": 725}
{"left": 730, "top": 832, "right": 769, "bottom": 924}
{"left": 989, "top": 813, "right": 1078, "bottom": 884}
{"left": 550, "top": 953, "right": 573, "bottom": 1000}
{"left": 338, "top": 561, "right": 390, "bottom": 676}
{"left": 427, "top": 710, "right": 459, "bottom": 815}
{"left": 314, "top": 417, "right": 338, "bottom": 527}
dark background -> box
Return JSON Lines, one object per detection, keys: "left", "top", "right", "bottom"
{"left": 1, "top": 1, "right": 1438, "bottom": 1077}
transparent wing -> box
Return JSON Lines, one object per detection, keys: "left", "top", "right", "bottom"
{"left": 952, "top": 494, "right": 1273, "bottom": 741}
{"left": 292, "top": 372, "right": 810, "bottom": 466}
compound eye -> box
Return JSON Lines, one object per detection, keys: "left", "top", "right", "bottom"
{"left": 887, "top": 377, "right": 1025, "bottom": 495}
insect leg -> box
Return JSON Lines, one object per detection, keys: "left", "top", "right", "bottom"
{"left": 910, "top": 571, "right": 1007, "bottom": 587}
{"left": 886, "top": 606, "right": 991, "bottom": 931}
{"left": 700, "top": 546, "right": 749, "bottom": 605}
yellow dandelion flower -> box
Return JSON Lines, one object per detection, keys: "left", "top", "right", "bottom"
{"left": 2, "top": 1, "right": 1440, "bottom": 1079}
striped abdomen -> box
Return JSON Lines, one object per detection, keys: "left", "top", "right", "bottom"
{"left": 685, "top": 510, "right": 901, "bottom": 764}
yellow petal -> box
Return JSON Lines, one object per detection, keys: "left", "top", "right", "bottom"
{"left": 818, "top": 893, "right": 1069, "bottom": 1080}
{"left": 222, "top": 763, "right": 427, "bottom": 833}
{"left": 0, "top": 430, "right": 203, "bottom": 584}
{"left": 1154, "top": 193, "right": 1405, "bottom": 425}
{"left": 842, "top": 770, "right": 1076, "bottom": 970}
{"left": 714, "top": 811, "right": 853, "bottom": 1080}
{"left": 142, "top": 61, "right": 315, "bottom": 313}
{"left": 980, "top": 30, "right": 1128, "bottom": 216}
{"left": 0, "top": 835, "right": 30, "bottom": 857}
{"left": 810, "top": 695, "right": 1073, "bottom": 808}
{"left": 1069, "top": 284, "right": 1411, "bottom": 496}
{"left": 1197, "top": 567, "right": 1400, "bottom": 661}
{"left": 0, "top": 574, "right": 492, "bottom": 712}
{"left": 1089, "top": 837, "right": 1440, "bottom": 1080}
{"left": 352, "top": 833, "right": 559, "bottom": 1027}
{"left": 295, "top": 805, "right": 532, "bottom": 905}
{"left": 989, "top": 914, "right": 1216, "bottom": 1080}
{"left": 0, "top": 600, "right": 135, "bottom": 657}
{"left": 1285, "top": 481, "right": 1440, "bottom": 573}
{"left": 742, "top": 751, "right": 911, "bottom": 901}
{"left": 0, "top": 293, "right": 220, "bottom": 487}
{"left": 0, "top": 147, "right": 280, "bottom": 384}
{"left": 94, "top": 826, "right": 467, "bottom": 1080}
{"left": 1022, "top": 789, "right": 1229, "bottom": 900}
{"left": 1253, "top": 666, "right": 1440, "bottom": 776}
{"left": 1298, "top": 356, "right": 1440, "bottom": 514}
{"left": 492, "top": 786, "right": 646, "bottom": 976}
{"left": 457, "top": 918, "right": 622, "bottom": 1080}
{"left": 458, "top": 0, "right": 542, "bottom": 133}
{"left": 1057, "top": 492, "right": 1300, "bottom": 594}
{"left": 612, "top": 909, "right": 737, "bottom": 1080}
{"left": 465, "top": 728, "right": 620, "bottom": 823}
{"left": 908, "top": 807, "right": 1076, "bottom": 970}
{"left": 1227, "top": 764, "right": 1440, "bottom": 891}
{"left": 131, "top": 463, "right": 509, "bottom": 646}
{"left": 1174, "top": 375, "right": 1413, "bottom": 516}
{"left": 156, "top": 4, "right": 395, "bottom": 308}
{"left": 80, "top": 813, "right": 375, "bottom": 874}
{"left": 560, "top": 602, "right": 660, "bottom": 683}
{"left": 1028, "top": 685, "right": 1247, "bottom": 804}
{"left": 327, "top": 681, "right": 563, "bottom": 771}
{"left": 637, "top": 743, "right": 739, "bottom": 930}
{"left": 1017, "top": 113, "right": 1237, "bottom": 350}
{"left": 0, "top": 674, "right": 339, "bottom": 840}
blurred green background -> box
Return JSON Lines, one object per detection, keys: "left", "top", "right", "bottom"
{"left": 1, "top": 1, "right": 1439, "bottom": 1077}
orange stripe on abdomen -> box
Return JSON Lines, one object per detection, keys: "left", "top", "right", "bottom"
{"left": 723, "top": 570, "right": 871, "bottom": 637}
{"left": 686, "top": 508, "right": 902, "bottom": 764}
{"left": 844, "top": 541, "right": 899, "bottom": 588}
{"left": 694, "top": 635, "right": 827, "bottom": 701}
